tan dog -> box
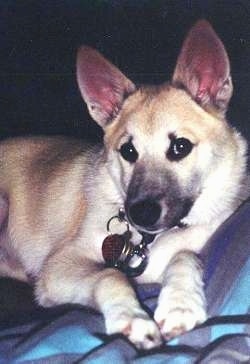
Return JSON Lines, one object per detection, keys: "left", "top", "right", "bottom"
{"left": 0, "top": 20, "right": 248, "bottom": 349}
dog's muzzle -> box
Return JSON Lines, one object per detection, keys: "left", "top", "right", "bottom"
{"left": 125, "top": 196, "right": 193, "bottom": 233}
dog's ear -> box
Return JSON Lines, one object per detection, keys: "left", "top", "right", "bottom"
{"left": 76, "top": 46, "right": 136, "bottom": 127}
{"left": 172, "top": 20, "right": 232, "bottom": 115}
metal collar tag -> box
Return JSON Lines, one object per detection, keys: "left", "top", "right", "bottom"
{"left": 102, "top": 210, "right": 155, "bottom": 277}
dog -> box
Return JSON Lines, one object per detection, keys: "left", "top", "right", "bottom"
{"left": 0, "top": 20, "right": 248, "bottom": 349}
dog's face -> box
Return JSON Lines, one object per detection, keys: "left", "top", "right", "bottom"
{"left": 104, "top": 85, "right": 230, "bottom": 233}
{"left": 77, "top": 20, "right": 241, "bottom": 234}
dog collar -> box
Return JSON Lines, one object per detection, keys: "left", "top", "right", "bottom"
{"left": 102, "top": 208, "right": 155, "bottom": 277}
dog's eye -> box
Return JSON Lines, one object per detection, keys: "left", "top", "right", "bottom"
{"left": 119, "top": 141, "right": 138, "bottom": 163}
{"left": 167, "top": 137, "right": 193, "bottom": 161}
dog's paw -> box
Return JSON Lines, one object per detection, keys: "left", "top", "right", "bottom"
{"left": 105, "top": 307, "right": 162, "bottom": 350}
{"left": 154, "top": 287, "right": 207, "bottom": 340}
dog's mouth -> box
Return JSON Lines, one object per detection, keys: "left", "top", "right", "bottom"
{"left": 127, "top": 218, "right": 186, "bottom": 236}
{"left": 125, "top": 197, "right": 193, "bottom": 235}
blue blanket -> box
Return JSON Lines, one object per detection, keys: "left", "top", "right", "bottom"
{"left": 0, "top": 201, "right": 249, "bottom": 363}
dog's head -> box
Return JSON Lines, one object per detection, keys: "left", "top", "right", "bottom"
{"left": 76, "top": 20, "right": 246, "bottom": 234}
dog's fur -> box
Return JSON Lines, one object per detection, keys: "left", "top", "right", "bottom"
{"left": 0, "top": 20, "right": 248, "bottom": 349}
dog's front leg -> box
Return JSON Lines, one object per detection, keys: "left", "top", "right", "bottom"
{"left": 154, "top": 250, "right": 206, "bottom": 340}
{"left": 94, "top": 268, "right": 162, "bottom": 349}
{"left": 35, "top": 246, "right": 162, "bottom": 349}
{"left": 138, "top": 224, "right": 214, "bottom": 340}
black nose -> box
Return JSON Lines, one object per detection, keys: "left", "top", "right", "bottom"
{"left": 128, "top": 199, "right": 161, "bottom": 228}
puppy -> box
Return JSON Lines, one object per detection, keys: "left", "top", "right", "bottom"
{"left": 0, "top": 20, "right": 248, "bottom": 349}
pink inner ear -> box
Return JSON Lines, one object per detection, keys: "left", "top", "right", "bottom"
{"left": 80, "top": 57, "right": 122, "bottom": 116}
{"left": 191, "top": 40, "right": 227, "bottom": 102}
{"left": 196, "top": 71, "right": 219, "bottom": 103}
{"left": 77, "top": 46, "right": 135, "bottom": 124}
{"left": 174, "top": 20, "right": 230, "bottom": 106}
{"left": 86, "top": 79, "right": 121, "bottom": 116}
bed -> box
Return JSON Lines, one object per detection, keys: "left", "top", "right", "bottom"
{"left": 0, "top": 201, "right": 249, "bottom": 363}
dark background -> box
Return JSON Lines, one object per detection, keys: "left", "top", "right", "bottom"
{"left": 0, "top": 0, "right": 250, "bottom": 320}
{"left": 1, "top": 0, "right": 250, "bottom": 143}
